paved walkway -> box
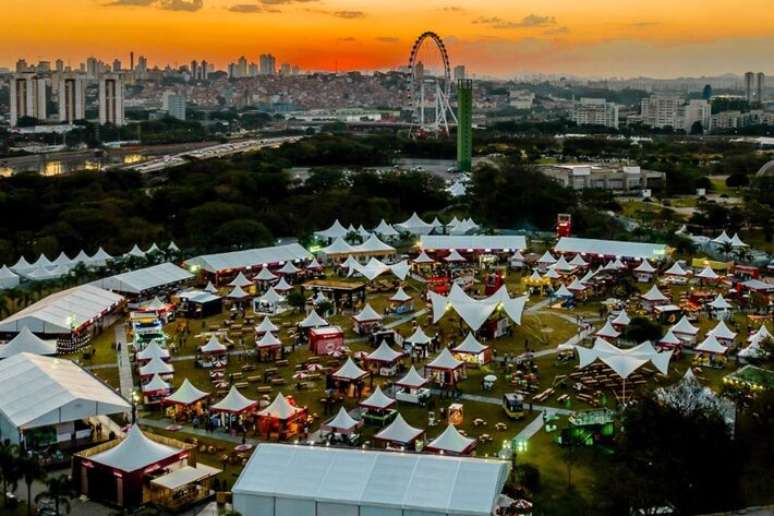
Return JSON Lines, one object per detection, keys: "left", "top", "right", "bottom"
{"left": 140, "top": 417, "right": 261, "bottom": 445}
{"left": 515, "top": 413, "right": 548, "bottom": 441}
{"left": 115, "top": 323, "right": 134, "bottom": 400}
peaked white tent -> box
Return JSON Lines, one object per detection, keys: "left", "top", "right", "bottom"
{"left": 0, "top": 327, "right": 57, "bottom": 359}
{"left": 211, "top": 385, "right": 257, "bottom": 414}
{"left": 298, "top": 309, "right": 328, "bottom": 328}
{"left": 353, "top": 303, "right": 383, "bottom": 323}
{"left": 0, "top": 265, "right": 20, "bottom": 290}
{"left": 695, "top": 334, "right": 728, "bottom": 354}
{"left": 227, "top": 285, "right": 250, "bottom": 299}
{"left": 373, "top": 219, "right": 399, "bottom": 238}
{"left": 389, "top": 287, "right": 413, "bottom": 303}
{"left": 367, "top": 341, "right": 404, "bottom": 363}
{"left": 426, "top": 424, "right": 476, "bottom": 455}
{"left": 611, "top": 310, "right": 631, "bottom": 327}
{"left": 445, "top": 249, "right": 467, "bottom": 263}
{"left": 257, "top": 392, "right": 303, "bottom": 420}
{"left": 142, "top": 373, "right": 171, "bottom": 394}
{"left": 642, "top": 285, "right": 669, "bottom": 302}
{"left": 125, "top": 244, "right": 146, "bottom": 259}
{"left": 332, "top": 357, "right": 368, "bottom": 382}
{"left": 323, "top": 407, "right": 361, "bottom": 433}
{"left": 273, "top": 276, "right": 292, "bottom": 292}
{"left": 568, "top": 254, "right": 588, "bottom": 267}
{"left": 452, "top": 333, "right": 489, "bottom": 355}
{"left": 165, "top": 379, "right": 208, "bottom": 406}
{"left": 256, "top": 316, "right": 279, "bottom": 334}
{"left": 375, "top": 413, "right": 423, "bottom": 445}
{"left": 537, "top": 251, "right": 557, "bottom": 265}
{"left": 89, "top": 424, "right": 180, "bottom": 472}
{"left": 665, "top": 262, "right": 689, "bottom": 276}
{"left": 315, "top": 219, "right": 349, "bottom": 241}
{"left": 139, "top": 356, "right": 174, "bottom": 377}
{"left": 254, "top": 267, "right": 278, "bottom": 282}
{"left": 277, "top": 261, "right": 299, "bottom": 275}
{"left": 395, "top": 212, "right": 435, "bottom": 235}
{"left": 360, "top": 385, "right": 396, "bottom": 411}
{"left": 708, "top": 294, "right": 732, "bottom": 311}
{"left": 320, "top": 237, "right": 356, "bottom": 256}
{"left": 671, "top": 316, "right": 699, "bottom": 337}
{"left": 136, "top": 340, "right": 170, "bottom": 362}
{"left": 658, "top": 328, "right": 683, "bottom": 348}
{"left": 696, "top": 266, "right": 720, "bottom": 280}
{"left": 429, "top": 284, "right": 527, "bottom": 331}
{"left": 426, "top": 348, "right": 463, "bottom": 370}
{"left": 634, "top": 259, "right": 656, "bottom": 273}
{"left": 708, "top": 320, "right": 737, "bottom": 341}
{"left": 712, "top": 231, "right": 732, "bottom": 245}
{"left": 256, "top": 331, "right": 282, "bottom": 348}
{"left": 405, "top": 326, "right": 432, "bottom": 347}
{"left": 200, "top": 335, "right": 227, "bottom": 354}
{"left": 228, "top": 272, "right": 253, "bottom": 287}
{"left": 353, "top": 234, "right": 396, "bottom": 255}
{"left": 594, "top": 321, "right": 621, "bottom": 339}
{"left": 554, "top": 283, "right": 574, "bottom": 298}
{"left": 412, "top": 251, "right": 435, "bottom": 264}
{"left": 729, "top": 233, "right": 747, "bottom": 247}
{"left": 396, "top": 366, "right": 428, "bottom": 388}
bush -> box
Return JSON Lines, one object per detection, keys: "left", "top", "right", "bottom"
{"left": 518, "top": 462, "right": 541, "bottom": 493}
{"left": 624, "top": 316, "right": 662, "bottom": 342}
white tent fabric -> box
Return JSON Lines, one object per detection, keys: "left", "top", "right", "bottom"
{"left": 90, "top": 247, "right": 114, "bottom": 267}
{"left": 390, "top": 287, "right": 413, "bottom": 303}
{"left": 412, "top": 251, "right": 435, "bottom": 264}
{"left": 419, "top": 235, "right": 527, "bottom": 252}
{"left": 320, "top": 237, "right": 356, "bottom": 256}
{"left": 447, "top": 180, "right": 467, "bottom": 197}
{"left": 595, "top": 321, "right": 621, "bottom": 339}
{"left": 634, "top": 259, "right": 656, "bottom": 273}
{"left": 0, "top": 265, "right": 20, "bottom": 290}
{"left": 429, "top": 285, "right": 527, "bottom": 331}
{"left": 406, "top": 326, "right": 432, "bottom": 346}
{"left": 349, "top": 257, "right": 409, "bottom": 281}
{"left": 165, "top": 379, "right": 208, "bottom": 405}
{"left": 25, "top": 266, "right": 67, "bottom": 282}
{"left": 10, "top": 256, "right": 33, "bottom": 274}
{"left": 427, "top": 424, "right": 476, "bottom": 454}
{"left": 611, "top": 310, "right": 631, "bottom": 326}
{"left": 695, "top": 335, "right": 728, "bottom": 354}
{"left": 427, "top": 348, "right": 463, "bottom": 370}
{"left": 92, "top": 262, "right": 193, "bottom": 294}
{"left": 537, "top": 251, "right": 557, "bottom": 264}
{"left": 445, "top": 249, "right": 467, "bottom": 263}
{"left": 144, "top": 243, "right": 161, "bottom": 255}
{"left": 142, "top": 374, "right": 171, "bottom": 393}
{"left": 228, "top": 272, "right": 253, "bottom": 287}
{"left": 367, "top": 341, "right": 404, "bottom": 363}
{"left": 672, "top": 316, "right": 699, "bottom": 336}
{"left": 576, "top": 338, "right": 673, "bottom": 377}
{"left": 125, "top": 244, "right": 146, "bottom": 259}
{"left": 258, "top": 287, "right": 285, "bottom": 305}
{"left": 738, "top": 341, "right": 766, "bottom": 359}
{"left": 90, "top": 425, "right": 180, "bottom": 472}
{"left": 360, "top": 386, "right": 396, "bottom": 410}
{"left": 136, "top": 341, "right": 170, "bottom": 362}
{"left": 254, "top": 267, "right": 278, "bottom": 282}
{"left": 140, "top": 356, "right": 174, "bottom": 376}
{"left": 277, "top": 261, "right": 299, "bottom": 274}
{"left": 167, "top": 241, "right": 180, "bottom": 252}
{"left": 730, "top": 233, "right": 748, "bottom": 247}
{"left": 315, "top": 219, "right": 349, "bottom": 240}
{"left": 273, "top": 277, "right": 292, "bottom": 292}
{"left": 0, "top": 285, "right": 124, "bottom": 334}
{"left": 31, "top": 254, "right": 54, "bottom": 269}
{"left": 0, "top": 353, "right": 130, "bottom": 431}
{"left": 396, "top": 366, "right": 428, "bottom": 388}
{"left": 642, "top": 285, "right": 669, "bottom": 302}
{"left": 306, "top": 257, "right": 323, "bottom": 270}
{"left": 185, "top": 244, "right": 312, "bottom": 274}
{"left": 204, "top": 281, "right": 218, "bottom": 294}
{"left": 665, "top": 262, "right": 689, "bottom": 276}
{"left": 696, "top": 266, "right": 720, "bottom": 280}
{"left": 708, "top": 320, "right": 737, "bottom": 341}
{"left": 554, "top": 284, "right": 574, "bottom": 298}
{"left": 552, "top": 256, "right": 575, "bottom": 272}
{"left": 200, "top": 336, "right": 227, "bottom": 354}
{"left": 352, "top": 234, "right": 395, "bottom": 255}
{"left": 227, "top": 285, "right": 250, "bottom": 299}
{"left": 373, "top": 219, "right": 399, "bottom": 237}
{"left": 353, "top": 303, "right": 383, "bottom": 323}
{"left": 453, "top": 333, "right": 489, "bottom": 354}
{"left": 544, "top": 268, "right": 562, "bottom": 279}
{"left": 395, "top": 212, "right": 434, "bottom": 235}
{"left": 232, "top": 444, "right": 509, "bottom": 516}
{"left": 298, "top": 309, "right": 327, "bottom": 328}
{"left": 256, "top": 331, "right": 281, "bottom": 348}
{"left": 712, "top": 230, "right": 732, "bottom": 244}
{"left": 211, "top": 385, "right": 256, "bottom": 413}
{"left": 256, "top": 316, "right": 279, "bottom": 334}
{"left": 708, "top": 294, "right": 732, "bottom": 310}
{"left": 375, "top": 413, "right": 423, "bottom": 444}
{"left": 0, "top": 327, "right": 57, "bottom": 359}
{"left": 568, "top": 254, "right": 588, "bottom": 267}
{"left": 257, "top": 392, "right": 302, "bottom": 420}
{"left": 554, "top": 237, "right": 667, "bottom": 261}
{"left": 52, "top": 252, "right": 72, "bottom": 267}
{"left": 332, "top": 357, "right": 368, "bottom": 381}
{"left": 659, "top": 328, "right": 682, "bottom": 347}
{"left": 325, "top": 407, "right": 360, "bottom": 432}
{"left": 749, "top": 324, "right": 773, "bottom": 343}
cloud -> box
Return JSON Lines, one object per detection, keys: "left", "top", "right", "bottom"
{"left": 228, "top": 3, "right": 278, "bottom": 12}
{"left": 376, "top": 36, "right": 399, "bottom": 43}
{"left": 159, "top": 0, "right": 203, "bottom": 10}
{"left": 333, "top": 10, "right": 365, "bottom": 19}
{"left": 440, "top": 6, "right": 465, "bottom": 12}
{"left": 474, "top": 14, "right": 556, "bottom": 30}
{"left": 544, "top": 26, "right": 570, "bottom": 36}
{"left": 105, "top": 0, "right": 155, "bottom": 6}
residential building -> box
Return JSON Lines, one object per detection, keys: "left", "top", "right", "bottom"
{"left": 163, "top": 91, "right": 186, "bottom": 120}
{"left": 112, "top": 59, "right": 122, "bottom": 72}
{"left": 756, "top": 73, "right": 765, "bottom": 103}
{"left": 538, "top": 164, "right": 666, "bottom": 192}
{"left": 572, "top": 97, "right": 619, "bottom": 129}
{"left": 58, "top": 73, "right": 86, "bottom": 123}
{"left": 259, "top": 54, "right": 276, "bottom": 75}
{"left": 86, "top": 57, "right": 98, "bottom": 79}
{"left": 10, "top": 73, "right": 47, "bottom": 126}
{"left": 678, "top": 99, "right": 711, "bottom": 133}
{"left": 508, "top": 90, "right": 535, "bottom": 110}
{"left": 640, "top": 96, "right": 710, "bottom": 132}
{"left": 98, "top": 73, "right": 125, "bottom": 126}
{"left": 237, "top": 56, "right": 248, "bottom": 78}
{"left": 745, "top": 72, "right": 755, "bottom": 103}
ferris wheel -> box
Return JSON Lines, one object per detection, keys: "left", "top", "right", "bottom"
{"left": 408, "top": 31, "right": 457, "bottom": 136}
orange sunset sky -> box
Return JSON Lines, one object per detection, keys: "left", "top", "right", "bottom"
{"left": 5, "top": 0, "right": 774, "bottom": 77}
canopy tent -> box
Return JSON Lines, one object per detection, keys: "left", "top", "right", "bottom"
{"left": 389, "top": 287, "right": 413, "bottom": 303}
{"left": 31, "top": 254, "right": 54, "bottom": 269}
{"left": 568, "top": 254, "right": 588, "bottom": 268}
{"left": 136, "top": 340, "right": 170, "bottom": 362}
{"left": 306, "top": 257, "right": 323, "bottom": 271}
{"left": 749, "top": 324, "right": 773, "bottom": 344}
{"left": 544, "top": 268, "right": 561, "bottom": 280}
{"left": 396, "top": 366, "right": 429, "bottom": 388}
{"left": 576, "top": 338, "right": 673, "bottom": 377}
{"left": 273, "top": 276, "right": 293, "bottom": 292}
{"left": 139, "top": 356, "right": 175, "bottom": 377}
{"left": 552, "top": 256, "right": 575, "bottom": 273}
{"left": 89, "top": 425, "right": 180, "bottom": 472}
{"left": 24, "top": 266, "right": 69, "bottom": 282}
{"left": 320, "top": 238, "right": 356, "bottom": 257}
{"left": 405, "top": 326, "right": 433, "bottom": 347}
{"left": 360, "top": 385, "right": 397, "bottom": 411}
{"left": 142, "top": 374, "right": 171, "bottom": 394}
{"left": 375, "top": 413, "right": 424, "bottom": 445}
{"left": 447, "top": 180, "right": 467, "bottom": 197}
{"left": 729, "top": 233, "right": 748, "bottom": 247}
{"left": 395, "top": 212, "right": 434, "bottom": 235}
{"left": 712, "top": 230, "right": 732, "bottom": 245}
{"left": 708, "top": 320, "right": 737, "bottom": 341}
{"left": 419, "top": 235, "right": 527, "bottom": 253}
{"left": 0, "top": 327, "right": 57, "bottom": 359}
{"left": 10, "top": 256, "right": 33, "bottom": 274}
{"left": 144, "top": 243, "right": 161, "bottom": 255}
{"left": 257, "top": 392, "right": 303, "bottom": 420}
{"left": 412, "top": 251, "right": 436, "bottom": 264}
{"left": 0, "top": 353, "right": 129, "bottom": 439}
{"left": 228, "top": 272, "right": 253, "bottom": 288}
{"left": 315, "top": 219, "right": 349, "bottom": 241}
{"left": 671, "top": 316, "right": 699, "bottom": 337}
{"left": 0, "top": 265, "right": 20, "bottom": 290}
{"left": 448, "top": 218, "right": 480, "bottom": 236}
{"left": 298, "top": 309, "right": 328, "bottom": 329}
{"left": 429, "top": 284, "right": 527, "bottom": 331}
{"left": 226, "top": 285, "right": 250, "bottom": 300}
{"left": 323, "top": 407, "right": 362, "bottom": 434}
{"left": 553, "top": 284, "right": 574, "bottom": 298}
{"left": 696, "top": 266, "right": 721, "bottom": 280}
{"left": 611, "top": 310, "right": 631, "bottom": 327}
{"left": 184, "top": 244, "right": 312, "bottom": 274}
{"left": 348, "top": 257, "right": 409, "bottom": 281}
{"left": 257, "top": 287, "right": 285, "bottom": 308}
{"left": 211, "top": 385, "right": 257, "bottom": 414}
{"left": 373, "top": 219, "right": 399, "bottom": 238}
{"left": 665, "top": 262, "right": 689, "bottom": 276}
{"left": 695, "top": 334, "right": 728, "bottom": 354}
{"left": 232, "top": 444, "right": 509, "bottom": 516}
{"left": 89, "top": 247, "right": 114, "bottom": 267}
{"left": 254, "top": 267, "right": 278, "bottom": 282}
{"left": 658, "top": 328, "right": 683, "bottom": 348}
{"left": 554, "top": 237, "right": 667, "bottom": 261}
{"left": 426, "top": 424, "right": 477, "bottom": 455}
{"left": 452, "top": 333, "right": 491, "bottom": 364}
{"left": 367, "top": 341, "right": 404, "bottom": 364}
{"left": 634, "top": 259, "right": 656, "bottom": 273}
{"left": 256, "top": 331, "right": 282, "bottom": 349}
{"left": 52, "top": 252, "right": 72, "bottom": 268}
{"left": 709, "top": 294, "right": 732, "bottom": 311}
{"left": 124, "top": 245, "right": 146, "bottom": 259}
{"left": 642, "top": 285, "right": 669, "bottom": 303}
{"left": 204, "top": 281, "right": 218, "bottom": 294}
{"left": 277, "top": 261, "right": 300, "bottom": 275}
{"left": 353, "top": 303, "right": 383, "bottom": 323}
{"left": 200, "top": 336, "right": 227, "bottom": 354}
{"left": 0, "top": 285, "right": 124, "bottom": 335}
{"left": 537, "top": 251, "right": 557, "bottom": 265}
{"left": 445, "top": 249, "right": 467, "bottom": 263}
{"left": 352, "top": 234, "right": 396, "bottom": 255}
{"left": 331, "top": 357, "right": 368, "bottom": 382}
{"left": 255, "top": 316, "right": 279, "bottom": 334}
{"left": 594, "top": 321, "right": 621, "bottom": 339}
{"left": 92, "top": 262, "right": 193, "bottom": 295}
{"left": 165, "top": 379, "right": 208, "bottom": 406}
{"left": 426, "top": 348, "right": 464, "bottom": 371}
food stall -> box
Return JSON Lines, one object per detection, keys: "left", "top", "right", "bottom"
{"left": 364, "top": 341, "right": 405, "bottom": 376}
{"left": 256, "top": 393, "right": 307, "bottom": 441}
{"left": 359, "top": 385, "right": 398, "bottom": 425}
{"left": 352, "top": 303, "right": 384, "bottom": 335}
{"left": 209, "top": 386, "right": 257, "bottom": 430}
{"left": 256, "top": 331, "right": 283, "bottom": 362}
{"left": 321, "top": 407, "right": 363, "bottom": 445}
{"left": 163, "top": 379, "right": 209, "bottom": 421}
{"left": 394, "top": 366, "right": 431, "bottom": 405}
{"left": 142, "top": 374, "right": 171, "bottom": 405}
{"left": 328, "top": 357, "right": 369, "bottom": 398}
{"left": 308, "top": 325, "right": 344, "bottom": 356}
{"left": 425, "top": 348, "right": 466, "bottom": 387}
{"left": 374, "top": 413, "right": 424, "bottom": 451}
{"left": 452, "top": 333, "right": 492, "bottom": 366}
{"left": 425, "top": 424, "right": 476, "bottom": 456}
{"left": 197, "top": 336, "right": 228, "bottom": 368}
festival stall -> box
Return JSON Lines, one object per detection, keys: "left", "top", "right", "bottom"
{"left": 452, "top": 332, "right": 492, "bottom": 366}
{"left": 359, "top": 385, "right": 398, "bottom": 425}
{"left": 425, "top": 424, "right": 476, "bottom": 456}
{"left": 329, "top": 357, "right": 369, "bottom": 397}
{"left": 254, "top": 316, "right": 279, "bottom": 337}
{"left": 139, "top": 356, "right": 174, "bottom": 382}
{"left": 321, "top": 407, "right": 363, "bottom": 445}
{"left": 163, "top": 379, "right": 209, "bottom": 421}
{"left": 394, "top": 366, "right": 431, "bottom": 405}
{"left": 641, "top": 285, "right": 670, "bottom": 312}
{"left": 388, "top": 287, "right": 415, "bottom": 315}
{"left": 633, "top": 259, "right": 657, "bottom": 283}
{"left": 209, "top": 386, "right": 257, "bottom": 430}
{"left": 142, "top": 374, "right": 171, "bottom": 405}
{"left": 364, "top": 341, "right": 405, "bottom": 376}
{"left": 197, "top": 336, "right": 227, "bottom": 368}
{"left": 252, "top": 287, "right": 286, "bottom": 315}
{"left": 671, "top": 316, "right": 700, "bottom": 345}
{"left": 256, "top": 331, "right": 283, "bottom": 362}
{"left": 425, "top": 348, "right": 466, "bottom": 387}
{"left": 256, "top": 393, "right": 307, "bottom": 440}
{"left": 374, "top": 413, "right": 424, "bottom": 451}
{"left": 403, "top": 326, "right": 433, "bottom": 359}
{"left": 308, "top": 325, "right": 344, "bottom": 356}
{"left": 352, "top": 303, "right": 384, "bottom": 335}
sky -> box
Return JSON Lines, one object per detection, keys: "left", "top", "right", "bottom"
{"left": 4, "top": 0, "right": 774, "bottom": 78}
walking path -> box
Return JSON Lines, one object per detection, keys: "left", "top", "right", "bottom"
{"left": 515, "top": 414, "right": 548, "bottom": 441}
{"left": 115, "top": 323, "right": 134, "bottom": 400}
{"left": 140, "top": 417, "right": 260, "bottom": 445}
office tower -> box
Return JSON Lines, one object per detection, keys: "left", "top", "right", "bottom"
{"left": 456, "top": 79, "right": 473, "bottom": 173}
{"left": 99, "top": 73, "right": 125, "bottom": 126}
{"left": 228, "top": 63, "right": 238, "bottom": 78}
{"left": 163, "top": 91, "right": 186, "bottom": 120}
{"left": 259, "top": 54, "right": 276, "bottom": 75}
{"left": 414, "top": 61, "right": 424, "bottom": 80}
{"left": 55, "top": 59, "right": 64, "bottom": 73}
{"left": 249, "top": 63, "right": 258, "bottom": 77}
{"left": 86, "top": 57, "right": 98, "bottom": 79}
{"left": 201, "top": 60, "right": 209, "bottom": 79}
{"left": 454, "top": 65, "right": 466, "bottom": 81}
{"left": 112, "top": 59, "right": 122, "bottom": 72}
{"left": 129, "top": 52, "right": 134, "bottom": 72}
{"left": 280, "top": 63, "right": 291, "bottom": 76}
{"left": 744, "top": 72, "right": 755, "bottom": 103}
{"left": 640, "top": 95, "right": 681, "bottom": 128}
{"left": 679, "top": 99, "right": 711, "bottom": 133}
{"left": 15, "top": 59, "right": 28, "bottom": 72}
{"left": 756, "top": 73, "right": 765, "bottom": 103}
{"left": 58, "top": 73, "right": 86, "bottom": 123}
{"left": 190, "top": 60, "right": 199, "bottom": 80}
{"left": 136, "top": 56, "right": 147, "bottom": 76}
{"left": 291, "top": 64, "right": 300, "bottom": 75}
{"left": 10, "top": 73, "right": 47, "bottom": 126}
{"left": 237, "top": 56, "right": 248, "bottom": 78}
{"left": 572, "top": 98, "right": 619, "bottom": 129}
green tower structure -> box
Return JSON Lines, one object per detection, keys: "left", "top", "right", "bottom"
{"left": 456, "top": 79, "right": 473, "bottom": 173}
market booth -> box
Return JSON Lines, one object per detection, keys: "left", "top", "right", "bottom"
{"left": 352, "top": 303, "right": 384, "bottom": 335}
{"left": 256, "top": 393, "right": 307, "bottom": 441}
{"left": 403, "top": 325, "right": 433, "bottom": 359}
{"left": 302, "top": 279, "right": 367, "bottom": 313}
{"left": 321, "top": 407, "right": 363, "bottom": 445}
{"left": 210, "top": 386, "right": 257, "bottom": 430}
{"left": 256, "top": 331, "right": 283, "bottom": 362}
{"left": 197, "top": 336, "right": 228, "bottom": 368}
{"left": 425, "top": 424, "right": 477, "bottom": 456}
{"left": 388, "top": 286, "right": 415, "bottom": 315}
{"left": 139, "top": 356, "right": 175, "bottom": 382}
{"left": 254, "top": 316, "right": 279, "bottom": 337}
{"left": 425, "top": 348, "right": 466, "bottom": 387}
{"left": 359, "top": 385, "right": 398, "bottom": 425}
{"left": 364, "top": 341, "right": 405, "bottom": 376}
{"left": 136, "top": 341, "right": 170, "bottom": 365}
{"left": 175, "top": 290, "right": 222, "bottom": 319}
{"left": 374, "top": 413, "right": 425, "bottom": 451}
{"left": 394, "top": 365, "right": 431, "bottom": 405}
{"left": 142, "top": 374, "right": 172, "bottom": 405}
{"left": 72, "top": 425, "right": 218, "bottom": 511}
{"left": 308, "top": 325, "right": 344, "bottom": 356}
{"left": 452, "top": 333, "right": 492, "bottom": 366}
{"left": 329, "top": 357, "right": 370, "bottom": 398}
{"left": 163, "top": 379, "right": 209, "bottom": 421}
{"left": 641, "top": 285, "right": 671, "bottom": 312}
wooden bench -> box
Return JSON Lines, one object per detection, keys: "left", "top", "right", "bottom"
{"left": 257, "top": 386, "right": 272, "bottom": 394}
{"left": 247, "top": 375, "right": 261, "bottom": 383}
{"left": 271, "top": 378, "right": 287, "bottom": 386}
{"left": 234, "top": 381, "right": 248, "bottom": 389}
{"left": 275, "top": 360, "right": 289, "bottom": 367}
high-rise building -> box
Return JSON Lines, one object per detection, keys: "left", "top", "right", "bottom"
{"left": 679, "top": 99, "right": 711, "bottom": 133}
{"left": 130, "top": 52, "right": 134, "bottom": 72}
{"left": 36, "top": 61, "right": 51, "bottom": 73}
{"left": 756, "top": 73, "right": 765, "bottom": 104}
{"left": 190, "top": 60, "right": 199, "bottom": 80}
{"left": 201, "top": 60, "right": 209, "bottom": 79}
{"left": 112, "top": 59, "right": 122, "bottom": 72}
{"left": 640, "top": 95, "right": 681, "bottom": 129}
{"left": 744, "top": 72, "right": 755, "bottom": 103}
{"left": 228, "top": 63, "right": 238, "bottom": 78}
{"left": 414, "top": 61, "right": 424, "bottom": 80}
{"left": 280, "top": 63, "right": 291, "bottom": 76}
{"left": 249, "top": 63, "right": 258, "bottom": 77}
{"left": 259, "top": 54, "right": 276, "bottom": 75}
{"left": 454, "top": 65, "right": 466, "bottom": 81}
{"left": 15, "top": 59, "right": 28, "bottom": 72}
{"left": 55, "top": 59, "right": 64, "bottom": 73}
{"left": 237, "top": 56, "right": 248, "bottom": 78}
{"left": 456, "top": 79, "right": 473, "bottom": 173}
{"left": 58, "top": 73, "right": 86, "bottom": 123}
{"left": 702, "top": 84, "right": 713, "bottom": 101}
{"left": 136, "top": 56, "right": 147, "bottom": 77}
{"left": 10, "top": 73, "right": 47, "bottom": 126}
{"left": 163, "top": 92, "right": 186, "bottom": 121}
{"left": 572, "top": 98, "right": 619, "bottom": 129}
{"left": 98, "top": 73, "right": 125, "bottom": 126}
{"left": 86, "top": 57, "right": 98, "bottom": 79}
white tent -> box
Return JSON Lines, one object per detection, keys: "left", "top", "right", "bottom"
{"left": 708, "top": 320, "right": 737, "bottom": 341}
{"left": 140, "top": 356, "right": 174, "bottom": 377}
{"left": 125, "top": 244, "right": 146, "bottom": 259}
{"left": 577, "top": 338, "right": 672, "bottom": 377}
{"left": 332, "top": 357, "right": 368, "bottom": 381}
{"left": 427, "top": 424, "right": 476, "bottom": 455}
{"left": 594, "top": 321, "right": 621, "bottom": 339}
{"left": 0, "top": 327, "right": 57, "bottom": 359}
{"left": 92, "top": 262, "right": 193, "bottom": 295}
{"left": 665, "top": 262, "right": 689, "bottom": 276}
{"left": 427, "top": 348, "right": 463, "bottom": 370}
{"left": 413, "top": 251, "right": 435, "bottom": 264}
{"left": 537, "top": 251, "right": 557, "bottom": 264}
{"left": 204, "top": 281, "right": 218, "bottom": 294}
{"left": 211, "top": 385, "right": 257, "bottom": 413}
{"left": 405, "top": 326, "right": 432, "bottom": 347}
{"left": 749, "top": 324, "right": 773, "bottom": 344}
{"left": 200, "top": 335, "right": 227, "bottom": 354}
{"left": 168, "top": 241, "right": 180, "bottom": 252}
{"left": 642, "top": 285, "right": 669, "bottom": 302}
{"left": 429, "top": 285, "right": 527, "bottom": 331}
{"left": 360, "top": 385, "right": 396, "bottom": 410}
{"left": 273, "top": 277, "right": 292, "bottom": 292}
{"left": 373, "top": 219, "right": 399, "bottom": 238}
{"left": 256, "top": 316, "right": 279, "bottom": 334}
{"left": 90, "top": 425, "right": 181, "bottom": 472}
{"left": 254, "top": 267, "right": 278, "bottom": 282}
{"left": 52, "top": 252, "right": 72, "bottom": 267}
{"left": 611, "top": 310, "right": 631, "bottom": 327}
{"left": 136, "top": 340, "right": 170, "bottom": 362}
{"left": 712, "top": 230, "right": 732, "bottom": 245}
{"left": 695, "top": 334, "right": 728, "bottom": 354}
{"left": 277, "top": 261, "right": 299, "bottom": 275}
{"left": 544, "top": 268, "right": 562, "bottom": 280}
{"left": 390, "top": 287, "right": 413, "bottom": 303}
{"left": 375, "top": 413, "right": 423, "bottom": 444}
{"left": 256, "top": 331, "right": 282, "bottom": 348}
{"left": 708, "top": 294, "right": 732, "bottom": 311}
{"left": 306, "top": 257, "right": 323, "bottom": 270}
{"left": 142, "top": 374, "right": 171, "bottom": 393}
{"left": 90, "top": 247, "right": 114, "bottom": 267}
{"left": 315, "top": 219, "right": 349, "bottom": 241}
{"left": 324, "top": 407, "right": 361, "bottom": 433}
{"left": 730, "top": 233, "right": 748, "bottom": 247}
{"left": 445, "top": 249, "right": 467, "bottom": 263}
{"left": 257, "top": 392, "right": 303, "bottom": 420}
{"left": 227, "top": 285, "right": 250, "bottom": 299}
{"left": 320, "top": 238, "right": 355, "bottom": 256}
{"left": 634, "top": 259, "right": 656, "bottom": 273}
{"left": 568, "top": 254, "right": 588, "bottom": 267}
{"left": 0, "top": 266, "right": 20, "bottom": 290}
{"left": 552, "top": 256, "right": 575, "bottom": 272}
{"left": 395, "top": 212, "right": 434, "bottom": 235}
{"left": 396, "top": 366, "right": 428, "bottom": 388}
{"left": 452, "top": 333, "right": 489, "bottom": 355}
{"left": 298, "top": 309, "right": 328, "bottom": 328}
{"left": 659, "top": 328, "right": 683, "bottom": 347}
{"left": 31, "top": 254, "right": 54, "bottom": 269}
{"left": 367, "top": 341, "right": 404, "bottom": 363}
{"left": 258, "top": 287, "right": 285, "bottom": 306}
{"left": 353, "top": 303, "right": 383, "bottom": 323}
{"left": 696, "top": 266, "right": 720, "bottom": 280}
{"left": 165, "top": 379, "right": 208, "bottom": 406}
{"left": 228, "top": 272, "right": 253, "bottom": 287}
{"left": 353, "top": 234, "right": 396, "bottom": 255}
{"left": 671, "top": 316, "right": 699, "bottom": 337}
{"left": 10, "top": 256, "right": 33, "bottom": 274}
{"left": 185, "top": 244, "right": 311, "bottom": 274}
{"left": 554, "top": 284, "right": 573, "bottom": 298}
{"left": 0, "top": 353, "right": 130, "bottom": 440}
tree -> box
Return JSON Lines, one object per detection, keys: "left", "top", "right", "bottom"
{"left": 624, "top": 316, "right": 662, "bottom": 343}
{"left": 34, "top": 474, "right": 74, "bottom": 515}
{"left": 0, "top": 441, "right": 20, "bottom": 508}
{"left": 286, "top": 290, "right": 306, "bottom": 313}
{"left": 18, "top": 452, "right": 46, "bottom": 516}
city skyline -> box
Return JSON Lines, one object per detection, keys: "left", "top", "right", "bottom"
{"left": 5, "top": 0, "right": 774, "bottom": 78}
